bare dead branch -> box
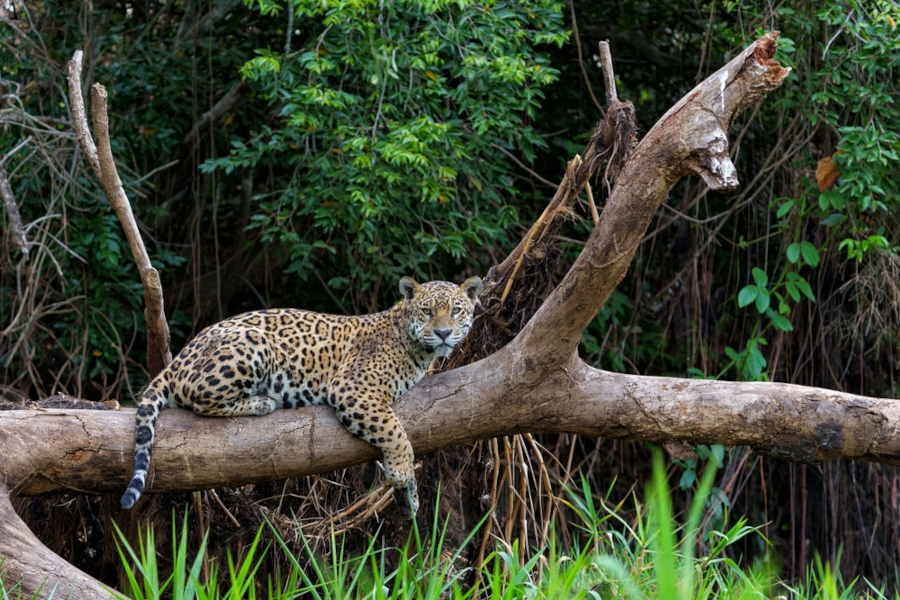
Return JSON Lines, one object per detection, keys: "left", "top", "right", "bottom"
{"left": 182, "top": 80, "right": 249, "bottom": 147}
{"left": 521, "top": 32, "right": 790, "bottom": 361}
{"left": 67, "top": 51, "right": 172, "bottom": 378}
{"left": 583, "top": 181, "right": 599, "bottom": 227}
{"left": 491, "top": 143, "right": 558, "bottom": 189}
{"left": 0, "top": 166, "right": 28, "bottom": 255}
{"left": 0, "top": 482, "right": 108, "bottom": 600}
{"left": 3, "top": 363, "right": 898, "bottom": 497}
{"left": 66, "top": 52, "right": 101, "bottom": 179}
{"left": 598, "top": 41, "right": 617, "bottom": 105}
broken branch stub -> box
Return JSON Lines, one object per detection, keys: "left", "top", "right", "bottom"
{"left": 67, "top": 50, "right": 172, "bottom": 378}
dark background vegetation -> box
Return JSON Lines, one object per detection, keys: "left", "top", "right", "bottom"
{"left": 2, "top": 0, "right": 899, "bottom": 591}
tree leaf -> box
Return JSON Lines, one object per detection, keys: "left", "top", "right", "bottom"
{"left": 751, "top": 268, "right": 768, "bottom": 288}
{"left": 738, "top": 285, "right": 758, "bottom": 308}
{"left": 755, "top": 288, "right": 770, "bottom": 314}
{"left": 800, "top": 241, "right": 820, "bottom": 267}
{"left": 776, "top": 199, "right": 794, "bottom": 218}
{"left": 785, "top": 281, "right": 800, "bottom": 302}
{"left": 794, "top": 278, "right": 816, "bottom": 302}
{"left": 767, "top": 309, "right": 794, "bottom": 332}
{"left": 815, "top": 155, "right": 839, "bottom": 191}
{"left": 786, "top": 243, "right": 800, "bottom": 264}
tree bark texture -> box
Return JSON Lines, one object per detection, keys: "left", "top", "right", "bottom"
{"left": 0, "top": 166, "right": 29, "bottom": 256}
{"left": 0, "top": 34, "right": 838, "bottom": 599}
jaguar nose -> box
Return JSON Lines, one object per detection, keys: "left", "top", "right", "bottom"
{"left": 434, "top": 328, "right": 452, "bottom": 341}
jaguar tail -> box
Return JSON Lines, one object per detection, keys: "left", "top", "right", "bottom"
{"left": 121, "top": 376, "right": 171, "bottom": 509}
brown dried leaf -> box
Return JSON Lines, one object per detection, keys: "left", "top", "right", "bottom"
{"left": 816, "top": 155, "right": 839, "bottom": 192}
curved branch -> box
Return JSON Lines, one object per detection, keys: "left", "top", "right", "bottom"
{"left": 522, "top": 33, "right": 790, "bottom": 360}
{"left": 0, "top": 482, "right": 107, "bottom": 599}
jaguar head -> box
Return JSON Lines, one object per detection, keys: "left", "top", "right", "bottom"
{"left": 399, "top": 276, "right": 482, "bottom": 357}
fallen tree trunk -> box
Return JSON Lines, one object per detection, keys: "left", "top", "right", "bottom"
{"left": 3, "top": 359, "right": 899, "bottom": 597}
{"left": 5, "top": 363, "right": 900, "bottom": 497}
{"left": 0, "top": 33, "right": 852, "bottom": 599}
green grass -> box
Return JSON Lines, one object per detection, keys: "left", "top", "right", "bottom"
{"left": 4, "top": 453, "right": 898, "bottom": 599}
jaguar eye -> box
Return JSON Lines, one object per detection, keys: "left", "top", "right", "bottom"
{"left": 452, "top": 307, "right": 461, "bottom": 315}
{"left": 423, "top": 308, "right": 432, "bottom": 316}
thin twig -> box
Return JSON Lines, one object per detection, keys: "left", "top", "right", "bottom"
{"left": 0, "top": 167, "right": 28, "bottom": 255}
{"left": 568, "top": 0, "right": 604, "bottom": 114}
{"left": 182, "top": 81, "right": 248, "bottom": 147}
{"left": 131, "top": 159, "right": 179, "bottom": 185}
{"left": 284, "top": 0, "right": 294, "bottom": 53}
{"left": 491, "top": 143, "right": 558, "bottom": 189}
{"left": 193, "top": 492, "right": 211, "bottom": 582}
{"left": 0, "top": 135, "right": 32, "bottom": 169}
{"left": 208, "top": 488, "right": 241, "bottom": 528}
{"left": 515, "top": 435, "right": 528, "bottom": 568}
{"left": 500, "top": 201, "right": 552, "bottom": 303}
{"left": 370, "top": 66, "right": 390, "bottom": 143}
{"left": 583, "top": 181, "right": 599, "bottom": 226}
{"left": 473, "top": 437, "right": 501, "bottom": 593}
{"left": 524, "top": 433, "right": 556, "bottom": 548}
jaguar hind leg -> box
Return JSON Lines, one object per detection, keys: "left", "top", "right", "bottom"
{"left": 191, "top": 396, "right": 277, "bottom": 417}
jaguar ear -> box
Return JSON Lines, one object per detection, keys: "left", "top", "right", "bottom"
{"left": 460, "top": 276, "right": 483, "bottom": 304}
{"left": 399, "top": 277, "right": 421, "bottom": 301}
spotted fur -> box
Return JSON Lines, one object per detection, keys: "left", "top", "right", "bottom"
{"left": 121, "top": 276, "right": 482, "bottom": 518}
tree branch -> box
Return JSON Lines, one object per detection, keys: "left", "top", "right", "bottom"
{"left": 0, "top": 166, "right": 28, "bottom": 256}
{"left": 3, "top": 357, "right": 899, "bottom": 499}
{"left": 67, "top": 50, "right": 172, "bottom": 378}
{"left": 182, "top": 80, "right": 249, "bottom": 147}
{"left": 520, "top": 32, "right": 789, "bottom": 361}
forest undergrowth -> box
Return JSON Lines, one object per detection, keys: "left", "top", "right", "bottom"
{"left": 2, "top": 452, "right": 891, "bottom": 600}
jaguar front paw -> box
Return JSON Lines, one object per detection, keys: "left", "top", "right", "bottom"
{"left": 394, "top": 479, "right": 419, "bottom": 520}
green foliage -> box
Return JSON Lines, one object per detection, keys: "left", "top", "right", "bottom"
{"left": 676, "top": 444, "right": 724, "bottom": 490}
{"left": 812, "top": 2, "right": 900, "bottom": 225}
{"left": 709, "top": 0, "right": 900, "bottom": 385}
{"left": 556, "top": 449, "right": 775, "bottom": 599}
{"left": 111, "top": 512, "right": 212, "bottom": 600}
{"left": 11, "top": 476, "right": 896, "bottom": 600}
{"left": 112, "top": 512, "right": 268, "bottom": 600}
{"left": 203, "top": 0, "right": 568, "bottom": 303}
{"left": 0, "top": 1, "right": 254, "bottom": 398}
{"left": 109, "top": 497, "right": 483, "bottom": 600}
